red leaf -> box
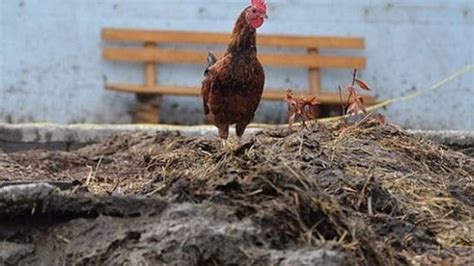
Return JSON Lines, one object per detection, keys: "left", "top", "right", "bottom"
{"left": 306, "top": 96, "right": 320, "bottom": 106}
{"left": 286, "top": 98, "right": 297, "bottom": 109}
{"left": 285, "top": 89, "right": 297, "bottom": 110}
{"left": 346, "top": 96, "right": 367, "bottom": 115}
{"left": 346, "top": 102, "right": 356, "bottom": 115}
{"left": 355, "top": 96, "right": 368, "bottom": 114}
{"left": 354, "top": 78, "right": 371, "bottom": 91}
{"left": 346, "top": 86, "right": 357, "bottom": 96}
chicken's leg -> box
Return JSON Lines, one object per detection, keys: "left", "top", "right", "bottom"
{"left": 218, "top": 125, "right": 231, "bottom": 148}
{"left": 236, "top": 122, "right": 249, "bottom": 140}
{"left": 218, "top": 125, "right": 229, "bottom": 140}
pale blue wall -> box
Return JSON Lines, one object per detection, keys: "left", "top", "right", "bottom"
{"left": 1, "top": 0, "right": 473, "bottom": 129}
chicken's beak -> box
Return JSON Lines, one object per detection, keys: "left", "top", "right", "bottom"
{"left": 261, "top": 13, "right": 268, "bottom": 19}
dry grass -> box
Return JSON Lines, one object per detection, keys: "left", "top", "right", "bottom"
{"left": 2, "top": 120, "right": 473, "bottom": 265}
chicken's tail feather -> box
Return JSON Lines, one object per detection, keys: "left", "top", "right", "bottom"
{"left": 204, "top": 51, "right": 217, "bottom": 76}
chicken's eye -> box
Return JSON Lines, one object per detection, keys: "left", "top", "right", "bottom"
{"left": 252, "top": 9, "right": 257, "bottom": 13}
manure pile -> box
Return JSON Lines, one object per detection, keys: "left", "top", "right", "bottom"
{"left": 1, "top": 121, "right": 472, "bottom": 265}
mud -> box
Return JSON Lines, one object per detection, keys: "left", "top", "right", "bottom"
{"left": 0, "top": 184, "right": 350, "bottom": 265}
{"left": 0, "top": 121, "right": 473, "bottom": 265}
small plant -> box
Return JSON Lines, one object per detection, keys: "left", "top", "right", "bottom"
{"left": 285, "top": 89, "right": 319, "bottom": 131}
{"left": 285, "top": 69, "right": 386, "bottom": 131}
{"left": 339, "top": 69, "right": 386, "bottom": 126}
{"left": 341, "top": 69, "right": 371, "bottom": 118}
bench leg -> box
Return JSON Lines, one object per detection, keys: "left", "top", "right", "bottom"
{"left": 135, "top": 94, "right": 160, "bottom": 123}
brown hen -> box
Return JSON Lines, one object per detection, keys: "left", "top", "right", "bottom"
{"left": 201, "top": 0, "right": 267, "bottom": 140}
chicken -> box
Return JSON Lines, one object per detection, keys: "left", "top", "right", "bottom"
{"left": 201, "top": 0, "right": 268, "bottom": 140}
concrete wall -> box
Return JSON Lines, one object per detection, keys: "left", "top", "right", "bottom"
{"left": 0, "top": 0, "right": 473, "bottom": 130}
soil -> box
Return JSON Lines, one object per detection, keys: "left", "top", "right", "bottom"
{"left": 0, "top": 121, "right": 473, "bottom": 265}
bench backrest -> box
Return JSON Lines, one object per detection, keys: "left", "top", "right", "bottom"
{"left": 102, "top": 28, "right": 366, "bottom": 101}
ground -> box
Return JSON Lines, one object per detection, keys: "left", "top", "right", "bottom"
{"left": 0, "top": 121, "right": 473, "bottom": 265}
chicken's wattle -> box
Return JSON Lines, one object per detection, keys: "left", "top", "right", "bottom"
{"left": 250, "top": 17, "right": 264, "bottom": 28}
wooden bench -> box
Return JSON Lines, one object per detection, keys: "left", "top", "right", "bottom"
{"left": 101, "top": 28, "right": 376, "bottom": 123}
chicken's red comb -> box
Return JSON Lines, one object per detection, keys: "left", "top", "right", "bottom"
{"left": 251, "top": 0, "right": 267, "bottom": 12}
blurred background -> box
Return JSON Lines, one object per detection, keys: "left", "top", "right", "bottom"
{"left": 0, "top": 0, "right": 473, "bottom": 130}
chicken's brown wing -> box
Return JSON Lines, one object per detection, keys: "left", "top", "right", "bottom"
{"left": 201, "top": 55, "right": 233, "bottom": 121}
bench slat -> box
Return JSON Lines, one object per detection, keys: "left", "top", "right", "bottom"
{"left": 105, "top": 84, "right": 377, "bottom": 105}
{"left": 103, "top": 48, "right": 366, "bottom": 69}
{"left": 102, "top": 28, "right": 365, "bottom": 49}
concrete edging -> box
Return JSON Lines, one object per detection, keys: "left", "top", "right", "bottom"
{"left": 0, "top": 123, "right": 473, "bottom": 148}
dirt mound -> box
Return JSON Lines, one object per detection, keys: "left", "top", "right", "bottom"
{"left": 1, "top": 121, "right": 473, "bottom": 265}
